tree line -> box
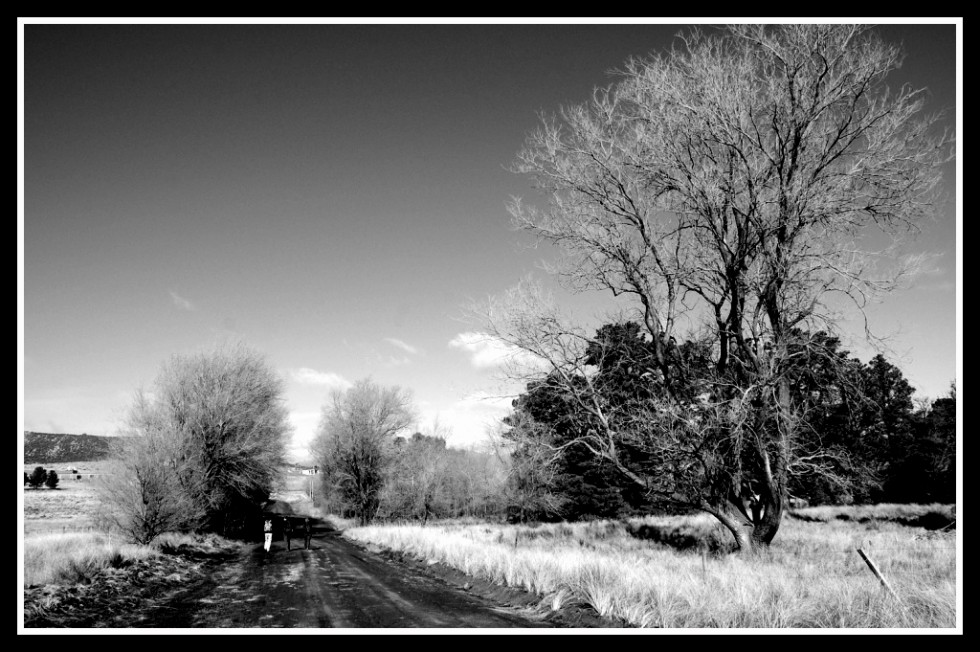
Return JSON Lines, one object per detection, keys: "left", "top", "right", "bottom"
{"left": 311, "top": 380, "right": 508, "bottom": 525}
{"left": 93, "top": 348, "right": 513, "bottom": 541}
{"left": 24, "top": 466, "right": 60, "bottom": 489}
{"left": 92, "top": 337, "right": 952, "bottom": 548}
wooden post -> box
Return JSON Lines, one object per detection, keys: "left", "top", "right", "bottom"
{"left": 857, "top": 548, "right": 899, "bottom": 600}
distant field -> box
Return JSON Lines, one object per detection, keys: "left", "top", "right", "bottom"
{"left": 22, "top": 460, "right": 114, "bottom": 478}
{"left": 23, "top": 480, "right": 103, "bottom": 536}
{"left": 23, "top": 460, "right": 114, "bottom": 536}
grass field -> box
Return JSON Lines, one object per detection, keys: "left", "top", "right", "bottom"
{"left": 343, "top": 505, "right": 958, "bottom": 629}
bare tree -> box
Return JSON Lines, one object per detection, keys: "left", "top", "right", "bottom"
{"left": 493, "top": 410, "right": 567, "bottom": 522}
{"left": 381, "top": 428, "right": 449, "bottom": 524}
{"left": 453, "top": 443, "right": 510, "bottom": 519}
{"left": 380, "top": 425, "right": 511, "bottom": 522}
{"left": 490, "top": 25, "right": 952, "bottom": 551}
{"left": 313, "top": 379, "right": 415, "bottom": 525}
{"left": 99, "top": 344, "right": 291, "bottom": 540}
{"left": 95, "top": 392, "right": 204, "bottom": 544}
{"left": 156, "top": 344, "right": 290, "bottom": 535}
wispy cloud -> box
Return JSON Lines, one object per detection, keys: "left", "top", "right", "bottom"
{"left": 383, "top": 337, "right": 420, "bottom": 355}
{"left": 448, "top": 331, "right": 535, "bottom": 369}
{"left": 169, "top": 290, "right": 195, "bottom": 311}
{"left": 290, "top": 368, "right": 352, "bottom": 391}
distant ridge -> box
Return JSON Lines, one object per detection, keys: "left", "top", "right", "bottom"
{"left": 24, "top": 432, "right": 116, "bottom": 464}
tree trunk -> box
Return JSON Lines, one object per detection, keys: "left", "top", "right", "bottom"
{"left": 747, "top": 498, "right": 782, "bottom": 548}
{"left": 703, "top": 494, "right": 783, "bottom": 553}
{"left": 706, "top": 502, "right": 757, "bottom": 552}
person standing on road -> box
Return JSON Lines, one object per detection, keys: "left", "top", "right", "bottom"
{"left": 283, "top": 517, "right": 292, "bottom": 551}
{"left": 303, "top": 517, "right": 312, "bottom": 550}
{"left": 263, "top": 518, "right": 273, "bottom": 553}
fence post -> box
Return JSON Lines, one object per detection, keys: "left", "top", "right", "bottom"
{"left": 856, "top": 548, "right": 900, "bottom": 601}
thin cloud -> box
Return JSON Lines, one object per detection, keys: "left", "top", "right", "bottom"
{"left": 169, "top": 290, "right": 195, "bottom": 311}
{"left": 383, "top": 337, "right": 420, "bottom": 355}
{"left": 448, "top": 331, "right": 533, "bottom": 369}
{"left": 290, "top": 368, "right": 352, "bottom": 391}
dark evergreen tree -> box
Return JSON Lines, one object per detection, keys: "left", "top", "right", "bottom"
{"left": 887, "top": 384, "right": 956, "bottom": 503}
{"left": 28, "top": 466, "right": 47, "bottom": 489}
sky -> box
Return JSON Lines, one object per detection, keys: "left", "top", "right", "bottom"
{"left": 19, "top": 19, "right": 961, "bottom": 463}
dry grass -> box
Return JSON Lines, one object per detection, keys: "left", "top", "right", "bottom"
{"left": 790, "top": 503, "right": 954, "bottom": 524}
{"left": 24, "top": 483, "right": 101, "bottom": 531}
{"left": 23, "top": 532, "right": 160, "bottom": 586}
{"left": 344, "top": 509, "right": 957, "bottom": 629}
{"left": 24, "top": 530, "right": 241, "bottom": 588}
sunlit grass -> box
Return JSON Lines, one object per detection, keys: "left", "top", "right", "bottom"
{"left": 344, "top": 510, "right": 956, "bottom": 628}
{"left": 24, "top": 530, "right": 243, "bottom": 588}
{"left": 23, "top": 482, "right": 101, "bottom": 522}
{"left": 23, "top": 532, "right": 159, "bottom": 586}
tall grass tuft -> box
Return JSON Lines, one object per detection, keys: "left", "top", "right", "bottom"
{"left": 24, "top": 532, "right": 160, "bottom": 587}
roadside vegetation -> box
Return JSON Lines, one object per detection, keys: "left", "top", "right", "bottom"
{"left": 23, "top": 530, "right": 244, "bottom": 627}
{"left": 344, "top": 505, "right": 956, "bottom": 628}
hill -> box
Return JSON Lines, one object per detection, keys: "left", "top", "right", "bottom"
{"left": 24, "top": 432, "right": 116, "bottom": 464}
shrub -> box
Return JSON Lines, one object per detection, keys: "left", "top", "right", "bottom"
{"left": 45, "top": 470, "right": 60, "bottom": 489}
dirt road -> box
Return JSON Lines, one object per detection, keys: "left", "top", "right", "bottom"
{"left": 140, "top": 519, "right": 550, "bottom": 629}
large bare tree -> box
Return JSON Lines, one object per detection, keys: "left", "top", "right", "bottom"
{"left": 313, "top": 379, "right": 415, "bottom": 525}
{"left": 489, "top": 25, "right": 952, "bottom": 550}
{"left": 98, "top": 344, "right": 291, "bottom": 541}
